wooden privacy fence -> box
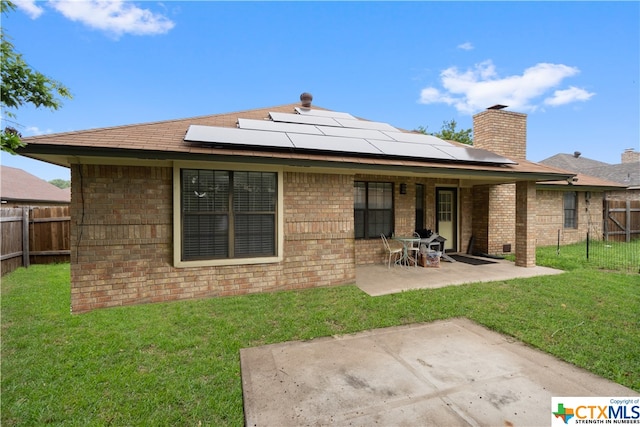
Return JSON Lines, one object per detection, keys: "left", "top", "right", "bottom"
{"left": 604, "top": 198, "right": 640, "bottom": 242}
{"left": 1, "top": 206, "right": 70, "bottom": 276}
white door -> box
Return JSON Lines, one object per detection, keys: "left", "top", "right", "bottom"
{"left": 436, "top": 189, "right": 457, "bottom": 251}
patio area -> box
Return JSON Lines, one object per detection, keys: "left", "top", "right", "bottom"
{"left": 356, "top": 255, "right": 564, "bottom": 296}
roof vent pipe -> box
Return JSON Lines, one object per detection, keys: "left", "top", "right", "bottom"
{"left": 300, "top": 92, "right": 313, "bottom": 108}
{"left": 574, "top": 151, "right": 581, "bottom": 158}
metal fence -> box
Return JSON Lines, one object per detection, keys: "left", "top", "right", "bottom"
{"left": 585, "top": 233, "right": 639, "bottom": 274}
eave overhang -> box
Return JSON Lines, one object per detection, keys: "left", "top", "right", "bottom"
{"left": 18, "top": 143, "right": 575, "bottom": 185}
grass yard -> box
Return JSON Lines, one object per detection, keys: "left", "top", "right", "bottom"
{"left": 2, "top": 253, "right": 639, "bottom": 425}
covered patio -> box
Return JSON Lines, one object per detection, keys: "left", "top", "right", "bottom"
{"left": 356, "top": 255, "right": 564, "bottom": 296}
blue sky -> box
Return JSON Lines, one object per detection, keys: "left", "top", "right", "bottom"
{"left": 2, "top": 1, "right": 638, "bottom": 182}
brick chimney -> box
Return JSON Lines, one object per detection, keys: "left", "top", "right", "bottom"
{"left": 621, "top": 148, "right": 640, "bottom": 164}
{"left": 473, "top": 105, "right": 527, "bottom": 160}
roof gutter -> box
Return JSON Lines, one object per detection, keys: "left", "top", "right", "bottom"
{"left": 18, "top": 144, "right": 575, "bottom": 183}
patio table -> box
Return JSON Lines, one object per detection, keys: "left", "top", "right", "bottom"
{"left": 393, "top": 236, "right": 421, "bottom": 267}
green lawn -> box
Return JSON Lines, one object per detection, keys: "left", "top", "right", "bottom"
{"left": 2, "top": 252, "right": 639, "bottom": 425}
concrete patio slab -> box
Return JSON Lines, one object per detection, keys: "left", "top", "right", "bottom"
{"left": 356, "top": 257, "right": 565, "bottom": 296}
{"left": 240, "top": 318, "right": 637, "bottom": 426}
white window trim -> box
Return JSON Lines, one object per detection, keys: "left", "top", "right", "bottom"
{"left": 172, "top": 161, "right": 284, "bottom": 268}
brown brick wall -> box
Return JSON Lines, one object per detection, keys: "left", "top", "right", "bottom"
{"left": 473, "top": 109, "right": 527, "bottom": 160}
{"left": 473, "top": 183, "right": 604, "bottom": 254}
{"left": 471, "top": 184, "right": 516, "bottom": 255}
{"left": 489, "top": 184, "right": 516, "bottom": 254}
{"left": 535, "top": 189, "right": 604, "bottom": 246}
{"left": 621, "top": 149, "right": 640, "bottom": 164}
{"left": 70, "top": 165, "right": 356, "bottom": 313}
{"left": 515, "top": 181, "right": 536, "bottom": 267}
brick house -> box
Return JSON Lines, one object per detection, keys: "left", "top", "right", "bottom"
{"left": 537, "top": 149, "right": 637, "bottom": 244}
{"left": 19, "top": 95, "right": 577, "bottom": 312}
{"left": 1, "top": 165, "right": 70, "bottom": 207}
{"left": 471, "top": 108, "right": 626, "bottom": 249}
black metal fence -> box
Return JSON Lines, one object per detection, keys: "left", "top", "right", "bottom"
{"left": 584, "top": 232, "right": 639, "bottom": 274}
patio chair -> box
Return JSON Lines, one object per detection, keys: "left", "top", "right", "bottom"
{"left": 381, "top": 234, "right": 402, "bottom": 268}
{"left": 409, "top": 232, "right": 422, "bottom": 267}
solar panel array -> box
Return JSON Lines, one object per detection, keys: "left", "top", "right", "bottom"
{"left": 184, "top": 108, "right": 516, "bottom": 165}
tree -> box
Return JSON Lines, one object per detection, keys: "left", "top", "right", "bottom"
{"left": 416, "top": 119, "right": 473, "bottom": 146}
{"left": 49, "top": 179, "right": 71, "bottom": 189}
{"left": 1, "top": 0, "right": 72, "bottom": 154}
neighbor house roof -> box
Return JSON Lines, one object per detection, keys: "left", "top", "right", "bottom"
{"left": 18, "top": 102, "right": 575, "bottom": 185}
{"left": 539, "top": 153, "right": 611, "bottom": 173}
{"left": 0, "top": 165, "right": 71, "bottom": 204}
{"left": 540, "top": 153, "right": 640, "bottom": 189}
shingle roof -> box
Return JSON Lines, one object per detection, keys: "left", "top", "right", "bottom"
{"left": 540, "top": 153, "right": 639, "bottom": 188}
{"left": 18, "top": 103, "right": 575, "bottom": 183}
{"left": 581, "top": 163, "right": 640, "bottom": 187}
{"left": 539, "top": 153, "right": 611, "bottom": 173}
{"left": 1, "top": 166, "right": 71, "bottom": 203}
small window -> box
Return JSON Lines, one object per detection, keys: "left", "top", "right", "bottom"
{"left": 354, "top": 181, "right": 394, "bottom": 239}
{"left": 564, "top": 191, "right": 577, "bottom": 229}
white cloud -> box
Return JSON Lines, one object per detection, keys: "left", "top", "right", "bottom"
{"left": 49, "top": 0, "right": 175, "bottom": 37}
{"left": 544, "top": 86, "right": 595, "bottom": 106}
{"left": 419, "top": 60, "right": 593, "bottom": 114}
{"left": 457, "top": 42, "right": 474, "bottom": 51}
{"left": 14, "top": 0, "right": 45, "bottom": 19}
{"left": 24, "top": 126, "right": 53, "bottom": 136}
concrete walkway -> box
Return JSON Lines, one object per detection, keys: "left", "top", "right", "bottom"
{"left": 241, "top": 318, "right": 638, "bottom": 426}
{"left": 356, "top": 256, "right": 564, "bottom": 296}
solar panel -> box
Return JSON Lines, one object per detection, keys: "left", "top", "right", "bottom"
{"left": 269, "top": 112, "right": 340, "bottom": 127}
{"left": 238, "top": 118, "right": 323, "bottom": 135}
{"left": 368, "top": 140, "right": 457, "bottom": 160}
{"left": 334, "top": 118, "right": 398, "bottom": 132}
{"left": 383, "top": 131, "right": 452, "bottom": 146}
{"left": 288, "top": 133, "right": 383, "bottom": 156}
{"left": 436, "top": 145, "right": 517, "bottom": 164}
{"left": 185, "top": 110, "right": 517, "bottom": 165}
{"left": 294, "top": 107, "right": 356, "bottom": 120}
{"left": 316, "top": 125, "right": 394, "bottom": 140}
{"left": 185, "top": 125, "right": 294, "bottom": 149}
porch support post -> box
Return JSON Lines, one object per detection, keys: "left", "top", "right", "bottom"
{"left": 515, "top": 181, "right": 536, "bottom": 267}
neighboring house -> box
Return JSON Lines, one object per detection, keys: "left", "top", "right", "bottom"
{"left": 539, "top": 149, "right": 639, "bottom": 244}
{"left": 18, "top": 94, "right": 575, "bottom": 312}
{"left": 458, "top": 107, "right": 626, "bottom": 251}
{"left": 534, "top": 173, "right": 626, "bottom": 246}
{"left": 0, "top": 165, "right": 71, "bottom": 207}
{"left": 540, "top": 149, "right": 640, "bottom": 194}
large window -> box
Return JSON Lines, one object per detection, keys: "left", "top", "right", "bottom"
{"left": 354, "top": 181, "right": 394, "bottom": 239}
{"left": 563, "top": 191, "right": 578, "bottom": 229}
{"left": 181, "top": 169, "right": 277, "bottom": 261}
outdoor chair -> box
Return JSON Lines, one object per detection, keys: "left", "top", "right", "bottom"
{"left": 409, "top": 231, "right": 422, "bottom": 267}
{"left": 381, "top": 234, "right": 402, "bottom": 268}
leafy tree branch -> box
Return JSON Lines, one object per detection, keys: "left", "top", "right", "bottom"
{"left": 416, "top": 119, "right": 473, "bottom": 146}
{"left": 1, "top": 0, "right": 72, "bottom": 154}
